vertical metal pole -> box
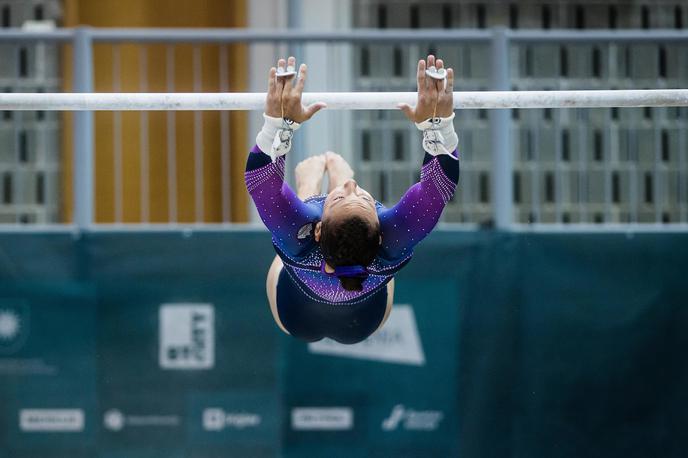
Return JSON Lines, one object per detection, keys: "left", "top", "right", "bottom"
{"left": 112, "top": 46, "right": 122, "bottom": 223}
{"left": 676, "top": 112, "right": 688, "bottom": 223}
{"left": 578, "top": 108, "right": 587, "bottom": 222}
{"left": 489, "top": 28, "right": 512, "bottom": 229}
{"left": 219, "top": 45, "right": 231, "bottom": 223}
{"left": 653, "top": 109, "right": 661, "bottom": 223}
{"left": 166, "top": 45, "right": 177, "bottom": 223}
{"left": 606, "top": 44, "right": 616, "bottom": 223}
{"left": 532, "top": 109, "right": 541, "bottom": 223}
{"left": 287, "top": 0, "right": 305, "bottom": 167}
{"left": 680, "top": 111, "right": 687, "bottom": 222}
{"left": 193, "top": 46, "right": 204, "bottom": 223}
{"left": 629, "top": 118, "right": 639, "bottom": 223}
{"left": 381, "top": 110, "right": 393, "bottom": 205}
{"left": 605, "top": 106, "right": 614, "bottom": 223}
{"left": 140, "top": 46, "right": 150, "bottom": 223}
{"left": 73, "top": 27, "right": 94, "bottom": 229}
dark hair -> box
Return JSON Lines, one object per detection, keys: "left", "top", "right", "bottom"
{"left": 320, "top": 215, "right": 381, "bottom": 291}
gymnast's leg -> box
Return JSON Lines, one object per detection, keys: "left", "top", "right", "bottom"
{"left": 324, "top": 151, "right": 354, "bottom": 192}
{"left": 266, "top": 154, "right": 328, "bottom": 334}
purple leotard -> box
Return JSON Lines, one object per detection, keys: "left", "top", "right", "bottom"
{"left": 245, "top": 145, "right": 460, "bottom": 307}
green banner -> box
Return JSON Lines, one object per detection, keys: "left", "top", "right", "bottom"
{"left": 0, "top": 230, "right": 686, "bottom": 457}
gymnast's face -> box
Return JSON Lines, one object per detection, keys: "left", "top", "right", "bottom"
{"left": 318, "top": 179, "right": 379, "bottom": 233}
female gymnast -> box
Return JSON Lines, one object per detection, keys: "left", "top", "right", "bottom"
{"left": 245, "top": 55, "right": 460, "bottom": 344}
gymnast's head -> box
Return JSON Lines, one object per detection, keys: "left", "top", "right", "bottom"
{"left": 315, "top": 179, "right": 381, "bottom": 292}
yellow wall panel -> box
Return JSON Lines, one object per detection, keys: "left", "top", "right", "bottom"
{"left": 62, "top": 0, "right": 249, "bottom": 223}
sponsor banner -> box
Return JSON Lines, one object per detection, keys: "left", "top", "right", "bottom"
{"left": 0, "top": 299, "right": 30, "bottom": 355}
{"left": 365, "top": 402, "right": 452, "bottom": 448}
{"left": 103, "top": 408, "right": 181, "bottom": 432}
{"left": 0, "top": 298, "right": 58, "bottom": 377}
{"left": 308, "top": 305, "right": 425, "bottom": 366}
{"left": 159, "top": 303, "right": 215, "bottom": 370}
{"left": 188, "top": 391, "right": 279, "bottom": 446}
{"left": 291, "top": 407, "right": 354, "bottom": 431}
{"left": 202, "top": 408, "right": 261, "bottom": 431}
{"left": 99, "top": 452, "right": 185, "bottom": 458}
{"left": 0, "top": 289, "right": 96, "bottom": 382}
{"left": 97, "top": 395, "right": 185, "bottom": 449}
{"left": 381, "top": 404, "right": 444, "bottom": 432}
{"left": 19, "top": 409, "right": 85, "bottom": 432}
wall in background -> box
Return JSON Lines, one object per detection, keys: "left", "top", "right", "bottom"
{"left": 61, "top": 0, "right": 250, "bottom": 223}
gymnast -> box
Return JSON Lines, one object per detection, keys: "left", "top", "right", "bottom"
{"left": 245, "top": 54, "right": 460, "bottom": 344}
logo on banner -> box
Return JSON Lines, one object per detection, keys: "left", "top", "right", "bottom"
{"left": 0, "top": 300, "right": 30, "bottom": 355}
{"left": 159, "top": 303, "right": 214, "bottom": 369}
{"left": 202, "top": 408, "right": 261, "bottom": 431}
{"left": 19, "top": 409, "right": 85, "bottom": 432}
{"left": 103, "top": 409, "right": 125, "bottom": 431}
{"left": 381, "top": 405, "right": 443, "bottom": 432}
{"left": 103, "top": 408, "right": 181, "bottom": 432}
{"left": 308, "top": 305, "right": 425, "bottom": 366}
{"left": 291, "top": 407, "right": 353, "bottom": 431}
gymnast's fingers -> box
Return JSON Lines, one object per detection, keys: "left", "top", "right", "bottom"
{"left": 267, "top": 67, "right": 277, "bottom": 94}
{"left": 434, "top": 58, "right": 445, "bottom": 93}
{"left": 427, "top": 55, "right": 438, "bottom": 96}
{"left": 284, "top": 56, "right": 297, "bottom": 89}
{"left": 445, "top": 68, "right": 454, "bottom": 94}
{"left": 276, "top": 58, "right": 287, "bottom": 91}
{"left": 304, "top": 101, "right": 327, "bottom": 120}
{"left": 295, "top": 63, "right": 307, "bottom": 95}
{"left": 397, "top": 102, "right": 415, "bottom": 121}
{"left": 416, "top": 59, "right": 426, "bottom": 92}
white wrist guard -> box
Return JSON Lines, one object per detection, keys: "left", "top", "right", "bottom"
{"left": 255, "top": 113, "right": 301, "bottom": 161}
{"left": 415, "top": 112, "right": 458, "bottom": 157}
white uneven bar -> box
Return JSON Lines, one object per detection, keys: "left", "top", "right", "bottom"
{"left": 0, "top": 90, "right": 687, "bottom": 110}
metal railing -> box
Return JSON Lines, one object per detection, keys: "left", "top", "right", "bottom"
{"left": 0, "top": 27, "right": 686, "bottom": 231}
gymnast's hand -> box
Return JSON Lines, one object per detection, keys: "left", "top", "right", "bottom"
{"left": 265, "top": 56, "right": 326, "bottom": 123}
{"left": 398, "top": 55, "right": 454, "bottom": 122}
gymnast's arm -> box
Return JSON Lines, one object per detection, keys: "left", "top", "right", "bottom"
{"left": 244, "top": 56, "right": 326, "bottom": 255}
{"left": 378, "top": 55, "right": 460, "bottom": 260}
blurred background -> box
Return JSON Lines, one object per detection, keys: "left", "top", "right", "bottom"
{"left": 0, "top": 0, "right": 686, "bottom": 457}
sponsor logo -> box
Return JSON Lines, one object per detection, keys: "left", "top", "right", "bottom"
{"left": 0, "top": 301, "right": 30, "bottom": 355}
{"left": 308, "top": 305, "right": 425, "bottom": 366}
{"left": 202, "top": 408, "right": 261, "bottom": 431}
{"left": 291, "top": 407, "right": 353, "bottom": 431}
{"left": 381, "top": 405, "right": 443, "bottom": 432}
{"left": 103, "top": 408, "right": 180, "bottom": 432}
{"left": 103, "top": 409, "right": 125, "bottom": 431}
{"left": 159, "top": 303, "right": 214, "bottom": 370}
{"left": 0, "top": 309, "right": 20, "bottom": 340}
{"left": 19, "top": 409, "right": 85, "bottom": 432}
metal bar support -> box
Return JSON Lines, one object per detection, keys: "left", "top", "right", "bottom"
{"left": 73, "top": 27, "right": 94, "bottom": 229}
{"left": 490, "top": 28, "right": 513, "bottom": 229}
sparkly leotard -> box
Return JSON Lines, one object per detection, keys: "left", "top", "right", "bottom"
{"left": 245, "top": 145, "right": 459, "bottom": 343}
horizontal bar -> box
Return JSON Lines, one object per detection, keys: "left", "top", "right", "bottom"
{"left": 0, "top": 90, "right": 686, "bottom": 111}
{"left": 1, "top": 28, "right": 687, "bottom": 44}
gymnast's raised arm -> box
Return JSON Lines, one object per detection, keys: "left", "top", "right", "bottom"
{"left": 378, "top": 55, "right": 461, "bottom": 261}
{"left": 244, "top": 57, "right": 326, "bottom": 256}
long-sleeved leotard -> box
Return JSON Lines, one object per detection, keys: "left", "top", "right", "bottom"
{"left": 245, "top": 144, "right": 459, "bottom": 303}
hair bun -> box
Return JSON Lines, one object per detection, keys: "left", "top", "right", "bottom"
{"left": 339, "top": 276, "right": 364, "bottom": 292}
